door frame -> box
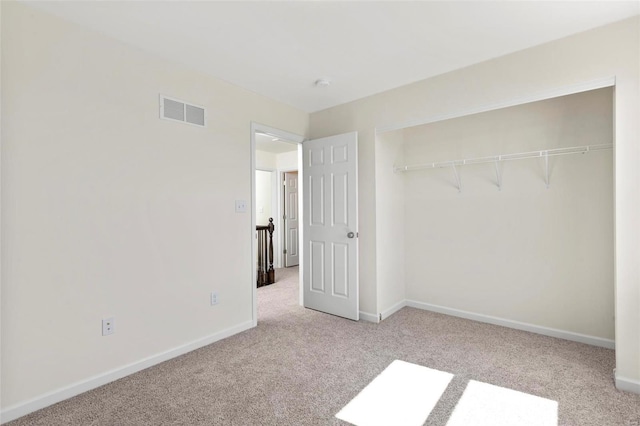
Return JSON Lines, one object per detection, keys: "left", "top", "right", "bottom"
{"left": 251, "top": 123, "right": 305, "bottom": 326}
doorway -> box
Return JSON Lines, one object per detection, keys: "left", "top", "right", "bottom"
{"left": 251, "top": 123, "right": 304, "bottom": 326}
{"left": 252, "top": 126, "right": 361, "bottom": 324}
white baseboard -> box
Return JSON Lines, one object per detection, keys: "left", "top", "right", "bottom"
{"left": 359, "top": 311, "right": 380, "bottom": 323}
{"left": 615, "top": 373, "right": 640, "bottom": 395}
{"left": 380, "top": 300, "right": 407, "bottom": 321}
{"left": 0, "top": 320, "right": 254, "bottom": 424}
{"left": 406, "top": 300, "right": 615, "bottom": 349}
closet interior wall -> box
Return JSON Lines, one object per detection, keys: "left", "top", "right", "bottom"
{"left": 375, "top": 131, "right": 407, "bottom": 317}
{"left": 394, "top": 87, "right": 614, "bottom": 340}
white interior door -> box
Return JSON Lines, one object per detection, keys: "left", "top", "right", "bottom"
{"left": 303, "top": 132, "right": 359, "bottom": 320}
{"left": 284, "top": 171, "right": 299, "bottom": 267}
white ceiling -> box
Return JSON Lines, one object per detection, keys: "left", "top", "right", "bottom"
{"left": 255, "top": 133, "right": 298, "bottom": 154}
{"left": 25, "top": 1, "right": 639, "bottom": 113}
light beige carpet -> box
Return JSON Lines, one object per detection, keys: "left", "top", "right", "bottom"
{"left": 7, "top": 267, "right": 640, "bottom": 425}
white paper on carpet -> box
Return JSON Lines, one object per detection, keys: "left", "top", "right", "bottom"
{"left": 335, "top": 360, "right": 454, "bottom": 426}
{"left": 446, "top": 380, "right": 558, "bottom": 426}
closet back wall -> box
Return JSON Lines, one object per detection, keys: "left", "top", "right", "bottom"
{"left": 402, "top": 88, "right": 614, "bottom": 340}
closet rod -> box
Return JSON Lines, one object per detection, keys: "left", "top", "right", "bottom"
{"left": 394, "top": 143, "right": 613, "bottom": 173}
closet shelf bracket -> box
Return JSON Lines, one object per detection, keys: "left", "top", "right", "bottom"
{"left": 494, "top": 159, "right": 502, "bottom": 191}
{"left": 543, "top": 151, "right": 550, "bottom": 189}
{"left": 452, "top": 162, "right": 461, "bottom": 193}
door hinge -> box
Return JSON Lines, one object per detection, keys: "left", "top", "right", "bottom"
{"left": 283, "top": 249, "right": 287, "bottom": 254}
{"left": 283, "top": 214, "right": 286, "bottom": 220}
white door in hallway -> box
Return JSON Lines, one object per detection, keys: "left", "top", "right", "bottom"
{"left": 284, "top": 171, "right": 299, "bottom": 267}
{"left": 303, "top": 132, "right": 359, "bottom": 321}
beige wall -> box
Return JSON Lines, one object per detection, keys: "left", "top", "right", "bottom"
{"left": 374, "top": 131, "right": 406, "bottom": 316}
{"left": 310, "top": 17, "right": 639, "bottom": 385}
{"left": 402, "top": 88, "right": 614, "bottom": 338}
{"left": 1, "top": 2, "right": 308, "bottom": 410}
{"left": 256, "top": 149, "right": 297, "bottom": 172}
{"left": 276, "top": 150, "right": 298, "bottom": 171}
{"left": 255, "top": 149, "right": 277, "bottom": 170}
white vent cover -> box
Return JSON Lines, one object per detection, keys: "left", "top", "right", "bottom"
{"left": 160, "top": 95, "right": 206, "bottom": 127}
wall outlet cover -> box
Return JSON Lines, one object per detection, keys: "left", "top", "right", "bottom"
{"left": 235, "top": 200, "right": 247, "bottom": 213}
{"left": 102, "top": 317, "right": 115, "bottom": 336}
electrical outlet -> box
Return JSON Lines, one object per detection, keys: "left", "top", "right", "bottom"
{"left": 102, "top": 317, "right": 115, "bottom": 336}
{"left": 235, "top": 200, "right": 247, "bottom": 213}
{"left": 210, "top": 292, "right": 219, "bottom": 306}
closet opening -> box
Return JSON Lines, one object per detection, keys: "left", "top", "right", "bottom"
{"left": 375, "top": 85, "right": 615, "bottom": 349}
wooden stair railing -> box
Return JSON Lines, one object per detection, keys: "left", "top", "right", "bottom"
{"left": 256, "top": 217, "right": 275, "bottom": 287}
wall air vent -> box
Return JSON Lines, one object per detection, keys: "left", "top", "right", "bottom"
{"left": 159, "top": 95, "right": 206, "bottom": 127}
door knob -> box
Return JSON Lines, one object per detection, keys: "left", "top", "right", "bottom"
{"left": 347, "top": 232, "right": 355, "bottom": 238}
